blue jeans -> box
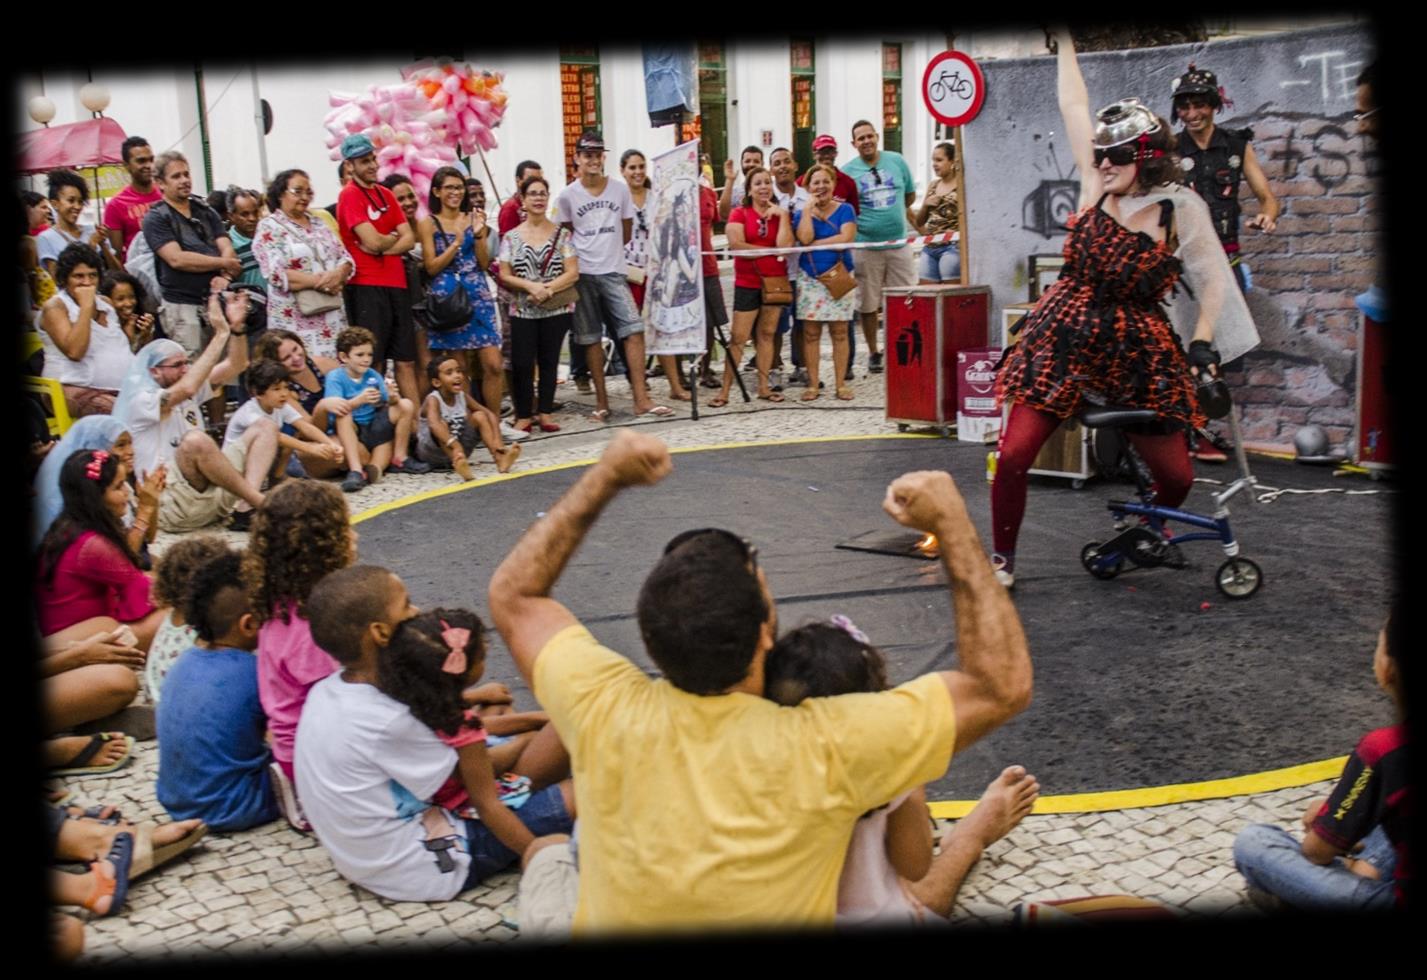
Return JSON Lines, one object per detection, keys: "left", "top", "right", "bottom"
{"left": 460, "top": 783, "right": 573, "bottom": 890}
{"left": 1233, "top": 823, "right": 1397, "bottom": 911}
{"left": 918, "top": 243, "right": 961, "bottom": 282}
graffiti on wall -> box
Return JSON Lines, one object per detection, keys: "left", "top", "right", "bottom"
{"left": 1021, "top": 140, "right": 1079, "bottom": 238}
{"left": 1277, "top": 50, "right": 1365, "bottom": 106}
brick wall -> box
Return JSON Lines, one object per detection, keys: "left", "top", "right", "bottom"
{"left": 1225, "top": 113, "right": 1381, "bottom": 445}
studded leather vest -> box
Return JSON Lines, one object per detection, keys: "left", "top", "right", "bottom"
{"left": 1177, "top": 126, "right": 1252, "bottom": 251}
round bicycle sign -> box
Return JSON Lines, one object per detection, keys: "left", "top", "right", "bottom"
{"left": 922, "top": 51, "right": 986, "bottom": 127}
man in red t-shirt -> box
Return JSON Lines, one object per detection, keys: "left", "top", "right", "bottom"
{"left": 797, "top": 134, "right": 859, "bottom": 215}
{"left": 104, "top": 137, "right": 163, "bottom": 261}
{"left": 498, "top": 160, "right": 543, "bottom": 237}
{"left": 335, "top": 134, "right": 421, "bottom": 404}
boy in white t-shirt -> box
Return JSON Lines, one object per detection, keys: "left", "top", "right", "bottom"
{"left": 223, "top": 360, "right": 344, "bottom": 484}
{"left": 551, "top": 130, "right": 670, "bottom": 423}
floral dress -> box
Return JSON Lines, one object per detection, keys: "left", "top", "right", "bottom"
{"left": 252, "top": 211, "right": 356, "bottom": 360}
{"left": 996, "top": 195, "right": 1205, "bottom": 431}
{"left": 428, "top": 217, "right": 500, "bottom": 351}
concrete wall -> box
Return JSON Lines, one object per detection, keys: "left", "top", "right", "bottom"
{"left": 965, "top": 24, "right": 1376, "bottom": 445}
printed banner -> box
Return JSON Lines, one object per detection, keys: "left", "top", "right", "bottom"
{"left": 643, "top": 140, "right": 706, "bottom": 356}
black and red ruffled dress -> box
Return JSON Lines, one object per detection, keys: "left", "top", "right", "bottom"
{"left": 996, "top": 194, "right": 1206, "bottom": 431}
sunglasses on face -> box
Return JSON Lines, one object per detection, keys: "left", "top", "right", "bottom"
{"left": 663, "top": 528, "right": 759, "bottom": 572}
{"left": 1093, "top": 144, "right": 1140, "bottom": 166}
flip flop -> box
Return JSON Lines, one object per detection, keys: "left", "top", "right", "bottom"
{"left": 708, "top": 396, "right": 729, "bottom": 409}
{"left": 84, "top": 831, "right": 133, "bottom": 917}
{"left": 836, "top": 387, "right": 856, "bottom": 401}
{"left": 589, "top": 408, "right": 611, "bottom": 423}
{"left": 800, "top": 389, "right": 820, "bottom": 402}
{"left": 65, "top": 804, "right": 123, "bottom": 825}
{"left": 51, "top": 733, "right": 134, "bottom": 777}
{"left": 638, "top": 405, "right": 675, "bottom": 417}
{"left": 130, "top": 820, "right": 208, "bottom": 880}
{"left": 757, "top": 392, "right": 786, "bottom": 403}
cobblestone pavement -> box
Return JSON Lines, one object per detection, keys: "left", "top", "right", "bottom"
{"left": 59, "top": 347, "right": 1335, "bottom": 960}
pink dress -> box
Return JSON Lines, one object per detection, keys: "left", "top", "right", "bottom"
{"left": 36, "top": 532, "right": 154, "bottom": 636}
{"left": 257, "top": 600, "right": 340, "bottom": 780}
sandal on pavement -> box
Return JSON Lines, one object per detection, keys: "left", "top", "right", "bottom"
{"left": 84, "top": 831, "right": 133, "bottom": 917}
{"left": 130, "top": 820, "right": 208, "bottom": 880}
{"left": 51, "top": 733, "right": 134, "bottom": 777}
{"left": 589, "top": 408, "right": 612, "bottom": 423}
{"left": 800, "top": 389, "right": 820, "bottom": 402}
{"left": 637, "top": 405, "right": 675, "bottom": 417}
{"left": 708, "top": 396, "right": 728, "bottom": 408}
{"left": 757, "top": 392, "right": 785, "bottom": 403}
{"left": 836, "top": 386, "right": 855, "bottom": 401}
{"left": 65, "top": 804, "right": 123, "bottom": 825}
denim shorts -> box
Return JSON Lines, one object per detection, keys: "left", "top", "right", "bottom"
{"left": 572, "top": 273, "right": 645, "bottom": 345}
{"left": 461, "top": 783, "right": 573, "bottom": 890}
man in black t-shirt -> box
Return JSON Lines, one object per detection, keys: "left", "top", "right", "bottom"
{"left": 1232, "top": 610, "right": 1411, "bottom": 911}
{"left": 142, "top": 151, "right": 242, "bottom": 359}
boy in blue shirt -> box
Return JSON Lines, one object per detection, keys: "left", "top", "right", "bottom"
{"left": 156, "top": 548, "right": 280, "bottom": 832}
{"left": 324, "top": 326, "right": 429, "bottom": 493}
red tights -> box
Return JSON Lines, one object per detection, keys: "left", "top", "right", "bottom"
{"left": 991, "top": 403, "right": 1193, "bottom": 557}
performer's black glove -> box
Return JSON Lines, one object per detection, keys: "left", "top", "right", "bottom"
{"left": 1187, "top": 340, "right": 1221, "bottom": 373}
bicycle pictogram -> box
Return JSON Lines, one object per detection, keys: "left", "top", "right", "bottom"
{"left": 929, "top": 68, "right": 974, "bottom": 102}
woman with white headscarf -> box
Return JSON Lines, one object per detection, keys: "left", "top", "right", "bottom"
{"left": 31, "top": 415, "right": 164, "bottom": 560}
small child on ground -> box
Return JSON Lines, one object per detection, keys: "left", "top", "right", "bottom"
{"left": 765, "top": 618, "right": 1039, "bottom": 927}
{"left": 156, "top": 547, "right": 279, "bottom": 831}
{"left": 295, "top": 567, "right": 575, "bottom": 902}
{"left": 376, "top": 606, "right": 571, "bottom": 819}
{"left": 1232, "top": 610, "right": 1410, "bottom": 912}
{"left": 143, "top": 534, "right": 230, "bottom": 704}
{"left": 244, "top": 479, "right": 356, "bottom": 831}
{"left": 224, "top": 360, "right": 344, "bottom": 484}
{"left": 324, "top": 326, "right": 430, "bottom": 493}
{"left": 418, "top": 354, "right": 521, "bottom": 479}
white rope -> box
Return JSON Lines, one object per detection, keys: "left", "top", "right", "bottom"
{"left": 1192, "top": 476, "right": 1391, "bottom": 505}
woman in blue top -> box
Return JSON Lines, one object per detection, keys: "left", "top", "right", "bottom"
{"left": 794, "top": 164, "right": 859, "bottom": 401}
{"left": 418, "top": 167, "right": 502, "bottom": 415}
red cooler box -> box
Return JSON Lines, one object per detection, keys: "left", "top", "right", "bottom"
{"left": 1355, "top": 312, "right": 1394, "bottom": 474}
{"left": 884, "top": 285, "right": 990, "bottom": 435}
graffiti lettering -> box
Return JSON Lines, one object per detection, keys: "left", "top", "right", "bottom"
{"left": 1270, "top": 124, "right": 1356, "bottom": 191}
{"left": 1279, "top": 50, "right": 1363, "bottom": 105}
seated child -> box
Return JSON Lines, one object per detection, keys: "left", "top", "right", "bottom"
{"left": 156, "top": 547, "right": 279, "bottom": 832}
{"left": 295, "top": 566, "right": 575, "bottom": 902}
{"left": 144, "top": 534, "right": 230, "bottom": 705}
{"left": 247, "top": 479, "right": 355, "bottom": 831}
{"left": 765, "top": 618, "right": 1039, "bottom": 927}
{"left": 224, "top": 360, "right": 344, "bottom": 484}
{"left": 323, "top": 326, "right": 430, "bottom": 494}
{"left": 417, "top": 354, "right": 521, "bottom": 479}
{"left": 1233, "top": 612, "right": 1409, "bottom": 912}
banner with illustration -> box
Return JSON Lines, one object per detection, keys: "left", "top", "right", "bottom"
{"left": 642, "top": 140, "right": 706, "bottom": 355}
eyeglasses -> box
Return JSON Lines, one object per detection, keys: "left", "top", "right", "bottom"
{"left": 441, "top": 184, "right": 466, "bottom": 194}
{"left": 663, "top": 528, "right": 759, "bottom": 572}
{"left": 1353, "top": 106, "right": 1380, "bottom": 122}
{"left": 1093, "top": 144, "right": 1140, "bottom": 166}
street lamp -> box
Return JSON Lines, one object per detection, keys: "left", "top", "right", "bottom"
{"left": 28, "top": 95, "right": 56, "bottom": 127}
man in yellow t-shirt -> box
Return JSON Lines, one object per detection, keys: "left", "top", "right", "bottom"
{"left": 488, "top": 430, "right": 1032, "bottom": 935}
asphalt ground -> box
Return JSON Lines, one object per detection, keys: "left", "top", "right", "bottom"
{"left": 351, "top": 436, "right": 1397, "bottom": 800}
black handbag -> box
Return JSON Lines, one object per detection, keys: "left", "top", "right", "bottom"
{"left": 424, "top": 217, "right": 474, "bottom": 332}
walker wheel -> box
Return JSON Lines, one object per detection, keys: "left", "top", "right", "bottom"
{"left": 897, "top": 423, "right": 909, "bottom": 432}
{"left": 1080, "top": 542, "right": 1123, "bottom": 580}
{"left": 1215, "top": 557, "right": 1263, "bottom": 599}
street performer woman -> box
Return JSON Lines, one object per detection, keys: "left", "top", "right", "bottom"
{"left": 988, "top": 26, "right": 1258, "bottom": 587}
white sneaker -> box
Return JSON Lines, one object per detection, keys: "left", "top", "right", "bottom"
{"left": 991, "top": 554, "right": 1015, "bottom": 589}
{"left": 269, "top": 761, "right": 312, "bottom": 832}
{"left": 500, "top": 421, "right": 530, "bottom": 442}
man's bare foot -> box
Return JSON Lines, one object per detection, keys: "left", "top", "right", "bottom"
{"left": 46, "top": 735, "right": 128, "bottom": 771}
{"left": 948, "top": 765, "right": 1039, "bottom": 850}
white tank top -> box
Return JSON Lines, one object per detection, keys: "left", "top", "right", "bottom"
{"left": 40, "top": 291, "right": 133, "bottom": 390}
